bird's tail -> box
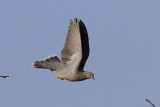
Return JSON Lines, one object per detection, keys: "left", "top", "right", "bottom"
{"left": 33, "top": 54, "right": 62, "bottom": 71}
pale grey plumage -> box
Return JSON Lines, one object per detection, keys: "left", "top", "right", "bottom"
{"left": 33, "top": 18, "right": 94, "bottom": 82}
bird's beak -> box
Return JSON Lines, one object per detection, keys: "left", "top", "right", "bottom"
{"left": 92, "top": 76, "right": 95, "bottom": 80}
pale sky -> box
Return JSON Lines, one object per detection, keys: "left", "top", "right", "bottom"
{"left": 0, "top": 0, "right": 160, "bottom": 107}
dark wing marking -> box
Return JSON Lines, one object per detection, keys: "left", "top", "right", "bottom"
{"left": 78, "top": 20, "right": 90, "bottom": 70}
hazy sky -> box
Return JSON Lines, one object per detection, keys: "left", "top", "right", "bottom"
{"left": 0, "top": 0, "right": 160, "bottom": 107}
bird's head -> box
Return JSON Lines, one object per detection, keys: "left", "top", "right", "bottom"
{"left": 84, "top": 71, "right": 95, "bottom": 80}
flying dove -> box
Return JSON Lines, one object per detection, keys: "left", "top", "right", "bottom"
{"left": 33, "top": 18, "right": 94, "bottom": 82}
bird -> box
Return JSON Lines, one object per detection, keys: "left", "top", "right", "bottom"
{"left": 33, "top": 18, "right": 94, "bottom": 82}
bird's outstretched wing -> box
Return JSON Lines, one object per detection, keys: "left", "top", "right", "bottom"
{"left": 61, "top": 18, "right": 89, "bottom": 71}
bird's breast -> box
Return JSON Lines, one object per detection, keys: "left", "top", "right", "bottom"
{"left": 54, "top": 71, "right": 86, "bottom": 81}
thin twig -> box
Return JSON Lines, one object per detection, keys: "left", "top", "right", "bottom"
{"left": 0, "top": 75, "right": 9, "bottom": 78}
{"left": 146, "top": 99, "right": 155, "bottom": 107}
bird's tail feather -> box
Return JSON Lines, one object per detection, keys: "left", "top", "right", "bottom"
{"left": 33, "top": 54, "right": 61, "bottom": 71}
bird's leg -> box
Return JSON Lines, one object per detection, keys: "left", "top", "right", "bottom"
{"left": 57, "top": 77, "right": 64, "bottom": 80}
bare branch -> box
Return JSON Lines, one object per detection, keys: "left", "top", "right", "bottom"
{"left": 0, "top": 75, "right": 9, "bottom": 78}
{"left": 146, "top": 99, "right": 155, "bottom": 107}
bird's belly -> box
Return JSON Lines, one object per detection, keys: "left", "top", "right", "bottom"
{"left": 54, "top": 71, "right": 85, "bottom": 81}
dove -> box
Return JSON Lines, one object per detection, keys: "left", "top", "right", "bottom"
{"left": 33, "top": 18, "right": 94, "bottom": 82}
